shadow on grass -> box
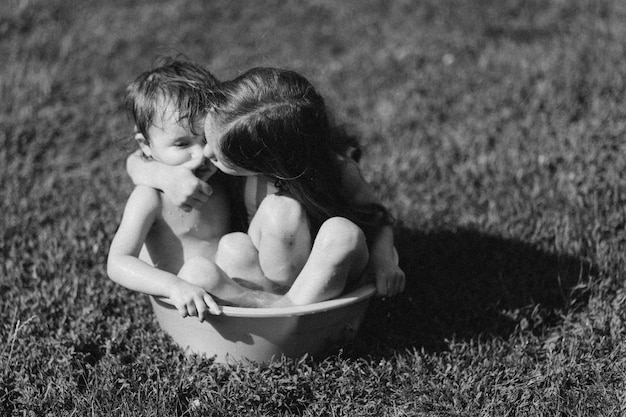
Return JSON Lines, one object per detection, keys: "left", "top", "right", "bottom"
{"left": 352, "top": 225, "right": 595, "bottom": 357}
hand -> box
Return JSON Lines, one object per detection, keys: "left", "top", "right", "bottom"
{"left": 127, "top": 148, "right": 214, "bottom": 212}
{"left": 369, "top": 249, "right": 405, "bottom": 297}
{"left": 373, "top": 262, "right": 405, "bottom": 297}
{"left": 168, "top": 281, "right": 222, "bottom": 321}
{"left": 163, "top": 156, "right": 214, "bottom": 212}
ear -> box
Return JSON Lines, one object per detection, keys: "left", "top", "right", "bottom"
{"left": 135, "top": 132, "right": 152, "bottom": 158}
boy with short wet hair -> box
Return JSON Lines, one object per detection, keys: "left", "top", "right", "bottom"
{"left": 107, "top": 59, "right": 232, "bottom": 320}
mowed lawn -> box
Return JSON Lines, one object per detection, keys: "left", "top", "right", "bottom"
{"left": 2, "top": 0, "right": 626, "bottom": 415}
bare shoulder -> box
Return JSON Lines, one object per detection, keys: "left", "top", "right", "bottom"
{"left": 338, "top": 156, "right": 377, "bottom": 205}
{"left": 339, "top": 156, "right": 364, "bottom": 183}
{"left": 124, "top": 185, "right": 161, "bottom": 214}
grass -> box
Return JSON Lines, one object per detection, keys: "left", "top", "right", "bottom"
{"left": 2, "top": 0, "right": 626, "bottom": 414}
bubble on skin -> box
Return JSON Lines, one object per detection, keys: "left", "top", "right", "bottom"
{"left": 442, "top": 53, "right": 455, "bottom": 66}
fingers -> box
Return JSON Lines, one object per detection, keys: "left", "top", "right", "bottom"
{"left": 176, "top": 295, "right": 222, "bottom": 321}
{"left": 181, "top": 182, "right": 213, "bottom": 212}
{"left": 179, "top": 186, "right": 212, "bottom": 212}
{"left": 198, "top": 181, "right": 213, "bottom": 198}
{"left": 177, "top": 304, "right": 189, "bottom": 318}
{"left": 186, "top": 302, "right": 198, "bottom": 318}
{"left": 194, "top": 294, "right": 222, "bottom": 321}
{"left": 204, "top": 294, "right": 222, "bottom": 315}
{"left": 392, "top": 272, "right": 406, "bottom": 296}
{"left": 375, "top": 271, "right": 406, "bottom": 298}
{"left": 387, "top": 272, "right": 405, "bottom": 297}
{"left": 375, "top": 278, "right": 387, "bottom": 297}
{"left": 195, "top": 300, "right": 208, "bottom": 322}
{"left": 177, "top": 301, "right": 205, "bottom": 321}
{"left": 190, "top": 183, "right": 212, "bottom": 204}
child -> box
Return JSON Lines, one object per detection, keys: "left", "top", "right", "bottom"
{"left": 107, "top": 60, "right": 234, "bottom": 320}
{"left": 128, "top": 67, "right": 405, "bottom": 306}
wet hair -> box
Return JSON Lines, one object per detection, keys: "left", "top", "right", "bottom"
{"left": 213, "top": 67, "right": 392, "bottom": 236}
{"left": 126, "top": 58, "right": 221, "bottom": 141}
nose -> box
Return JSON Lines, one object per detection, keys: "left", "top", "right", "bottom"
{"left": 191, "top": 143, "right": 206, "bottom": 160}
{"left": 202, "top": 143, "right": 216, "bottom": 161}
{"left": 202, "top": 143, "right": 214, "bottom": 160}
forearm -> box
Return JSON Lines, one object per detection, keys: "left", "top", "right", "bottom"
{"left": 107, "top": 254, "right": 182, "bottom": 299}
{"left": 126, "top": 150, "right": 167, "bottom": 189}
{"left": 366, "top": 223, "right": 405, "bottom": 296}
{"left": 369, "top": 224, "right": 396, "bottom": 262}
{"left": 126, "top": 150, "right": 213, "bottom": 211}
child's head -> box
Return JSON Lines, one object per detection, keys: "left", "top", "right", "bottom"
{"left": 126, "top": 58, "right": 221, "bottom": 143}
{"left": 204, "top": 67, "right": 389, "bottom": 233}
{"left": 126, "top": 59, "right": 221, "bottom": 179}
{"left": 204, "top": 67, "right": 332, "bottom": 181}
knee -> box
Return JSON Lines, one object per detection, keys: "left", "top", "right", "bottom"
{"left": 219, "top": 232, "right": 255, "bottom": 255}
{"left": 315, "top": 217, "right": 366, "bottom": 255}
{"left": 217, "top": 232, "right": 258, "bottom": 265}
{"left": 256, "top": 194, "right": 309, "bottom": 240}
{"left": 178, "top": 256, "right": 220, "bottom": 286}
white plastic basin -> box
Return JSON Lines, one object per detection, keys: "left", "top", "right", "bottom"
{"left": 149, "top": 284, "right": 376, "bottom": 363}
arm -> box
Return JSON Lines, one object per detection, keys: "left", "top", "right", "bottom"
{"left": 126, "top": 149, "right": 212, "bottom": 211}
{"left": 340, "top": 157, "right": 379, "bottom": 206}
{"left": 107, "top": 186, "right": 221, "bottom": 318}
{"left": 365, "top": 224, "right": 405, "bottom": 296}
{"left": 341, "top": 158, "right": 406, "bottom": 297}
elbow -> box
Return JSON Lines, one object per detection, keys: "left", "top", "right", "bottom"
{"left": 125, "top": 149, "right": 142, "bottom": 178}
{"left": 125, "top": 153, "right": 136, "bottom": 178}
{"left": 106, "top": 255, "right": 121, "bottom": 284}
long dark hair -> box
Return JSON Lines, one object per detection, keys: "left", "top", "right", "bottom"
{"left": 213, "top": 67, "right": 391, "bottom": 237}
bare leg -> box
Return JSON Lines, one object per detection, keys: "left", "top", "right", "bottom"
{"left": 178, "top": 217, "right": 367, "bottom": 308}
{"left": 272, "top": 217, "right": 369, "bottom": 307}
{"left": 248, "top": 194, "right": 312, "bottom": 287}
{"left": 215, "top": 232, "right": 286, "bottom": 293}
{"left": 178, "top": 257, "right": 281, "bottom": 307}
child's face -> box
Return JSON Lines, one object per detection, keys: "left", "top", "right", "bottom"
{"left": 203, "top": 112, "right": 255, "bottom": 176}
{"left": 141, "top": 101, "right": 216, "bottom": 180}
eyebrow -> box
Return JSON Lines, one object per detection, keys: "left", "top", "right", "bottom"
{"left": 167, "top": 134, "right": 194, "bottom": 143}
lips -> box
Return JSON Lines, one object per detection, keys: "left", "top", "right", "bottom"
{"left": 194, "top": 163, "right": 217, "bottom": 181}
